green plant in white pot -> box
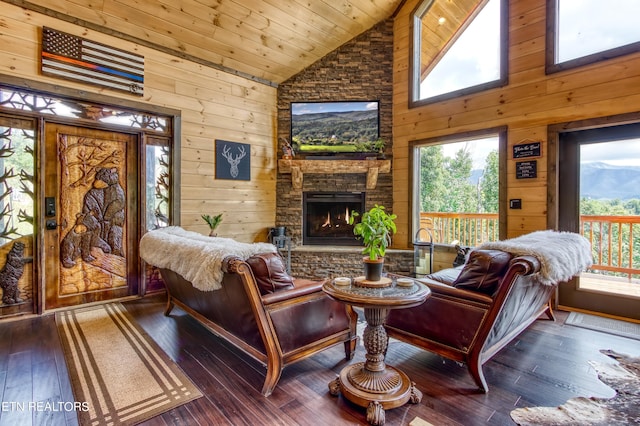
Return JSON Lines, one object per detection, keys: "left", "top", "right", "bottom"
{"left": 349, "top": 204, "right": 397, "bottom": 282}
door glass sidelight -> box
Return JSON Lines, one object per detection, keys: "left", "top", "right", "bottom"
{"left": 145, "top": 137, "right": 171, "bottom": 231}
{"left": 143, "top": 136, "right": 171, "bottom": 293}
{"left": 0, "top": 116, "right": 36, "bottom": 316}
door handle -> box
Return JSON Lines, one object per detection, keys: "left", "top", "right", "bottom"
{"left": 46, "top": 219, "right": 63, "bottom": 230}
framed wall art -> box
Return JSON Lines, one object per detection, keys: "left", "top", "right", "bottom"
{"left": 215, "top": 140, "right": 251, "bottom": 181}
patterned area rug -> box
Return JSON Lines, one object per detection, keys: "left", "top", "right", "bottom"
{"left": 56, "top": 302, "right": 202, "bottom": 425}
{"left": 566, "top": 312, "right": 640, "bottom": 341}
{"left": 511, "top": 350, "right": 640, "bottom": 425}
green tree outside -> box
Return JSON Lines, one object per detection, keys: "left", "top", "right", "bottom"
{"left": 419, "top": 145, "right": 449, "bottom": 212}
{"left": 419, "top": 144, "right": 496, "bottom": 214}
{"left": 479, "top": 150, "right": 499, "bottom": 213}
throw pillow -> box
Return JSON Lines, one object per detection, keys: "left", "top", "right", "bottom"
{"left": 426, "top": 265, "right": 464, "bottom": 285}
{"left": 246, "top": 252, "right": 295, "bottom": 294}
{"left": 452, "top": 249, "right": 512, "bottom": 295}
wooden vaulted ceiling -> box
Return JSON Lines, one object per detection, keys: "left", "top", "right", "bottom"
{"left": 11, "top": 0, "right": 405, "bottom": 86}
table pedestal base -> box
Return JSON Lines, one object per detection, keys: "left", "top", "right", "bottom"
{"left": 329, "top": 362, "right": 422, "bottom": 425}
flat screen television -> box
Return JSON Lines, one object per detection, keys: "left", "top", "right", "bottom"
{"left": 290, "top": 101, "right": 380, "bottom": 155}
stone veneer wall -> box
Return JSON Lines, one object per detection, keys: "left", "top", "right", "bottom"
{"left": 290, "top": 247, "right": 414, "bottom": 279}
{"left": 275, "top": 19, "right": 399, "bottom": 278}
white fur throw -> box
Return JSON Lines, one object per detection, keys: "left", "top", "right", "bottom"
{"left": 139, "top": 226, "right": 277, "bottom": 291}
{"left": 479, "top": 230, "right": 593, "bottom": 286}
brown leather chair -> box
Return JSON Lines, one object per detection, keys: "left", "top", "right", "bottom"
{"left": 385, "top": 249, "right": 555, "bottom": 392}
{"left": 161, "top": 252, "right": 358, "bottom": 396}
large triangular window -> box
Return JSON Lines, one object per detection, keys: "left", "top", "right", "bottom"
{"left": 411, "top": 0, "right": 507, "bottom": 105}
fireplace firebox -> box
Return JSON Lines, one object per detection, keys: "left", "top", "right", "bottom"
{"left": 303, "top": 192, "right": 365, "bottom": 245}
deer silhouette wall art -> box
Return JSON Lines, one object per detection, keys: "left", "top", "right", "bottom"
{"left": 215, "top": 141, "right": 250, "bottom": 180}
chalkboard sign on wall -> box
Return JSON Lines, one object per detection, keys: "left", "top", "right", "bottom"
{"left": 516, "top": 160, "right": 537, "bottom": 179}
{"left": 513, "top": 141, "right": 541, "bottom": 159}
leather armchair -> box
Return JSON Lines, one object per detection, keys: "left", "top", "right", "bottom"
{"left": 385, "top": 249, "right": 555, "bottom": 392}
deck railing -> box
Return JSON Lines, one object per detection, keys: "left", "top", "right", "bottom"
{"left": 419, "top": 212, "right": 640, "bottom": 281}
{"left": 418, "top": 212, "right": 499, "bottom": 247}
{"left": 581, "top": 215, "right": 640, "bottom": 280}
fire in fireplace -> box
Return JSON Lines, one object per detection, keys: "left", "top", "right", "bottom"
{"left": 303, "top": 192, "right": 365, "bottom": 245}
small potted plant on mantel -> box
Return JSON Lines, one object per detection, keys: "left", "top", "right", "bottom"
{"left": 201, "top": 213, "right": 223, "bottom": 237}
{"left": 349, "top": 204, "right": 397, "bottom": 283}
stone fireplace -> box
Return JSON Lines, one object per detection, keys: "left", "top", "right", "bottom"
{"left": 275, "top": 159, "right": 412, "bottom": 278}
{"left": 303, "top": 191, "right": 365, "bottom": 246}
{"left": 273, "top": 19, "right": 408, "bottom": 277}
{"left": 276, "top": 159, "right": 392, "bottom": 246}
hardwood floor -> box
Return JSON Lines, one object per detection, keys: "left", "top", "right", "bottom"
{"left": 0, "top": 293, "right": 638, "bottom": 426}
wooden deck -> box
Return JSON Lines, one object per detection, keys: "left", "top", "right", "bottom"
{"left": 0, "top": 293, "right": 638, "bottom": 425}
{"left": 579, "top": 272, "right": 640, "bottom": 299}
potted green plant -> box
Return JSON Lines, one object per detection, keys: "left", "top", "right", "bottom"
{"left": 373, "top": 138, "right": 386, "bottom": 159}
{"left": 201, "top": 213, "right": 223, "bottom": 237}
{"left": 349, "top": 204, "right": 397, "bottom": 282}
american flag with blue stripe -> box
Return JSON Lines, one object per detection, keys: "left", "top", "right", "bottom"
{"left": 41, "top": 27, "right": 144, "bottom": 96}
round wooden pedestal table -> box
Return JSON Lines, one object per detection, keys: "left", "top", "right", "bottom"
{"left": 323, "top": 277, "right": 431, "bottom": 425}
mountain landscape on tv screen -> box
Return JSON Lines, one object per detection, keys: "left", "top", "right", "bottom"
{"left": 292, "top": 109, "right": 378, "bottom": 152}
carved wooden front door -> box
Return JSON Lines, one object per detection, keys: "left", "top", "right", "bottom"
{"left": 44, "top": 124, "right": 138, "bottom": 310}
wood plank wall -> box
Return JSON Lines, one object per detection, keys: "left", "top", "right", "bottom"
{"left": 392, "top": 0, "right": 640, "bottom": 247}
{"left": 0, "top": 3, "right": 277, "bottom": 242}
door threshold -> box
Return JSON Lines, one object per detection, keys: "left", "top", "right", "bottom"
{"left": 44, "top": 295, "right": 142, "bottom": 315}
{"left": 557, "top": 305, "right": 640, "bottom": 324}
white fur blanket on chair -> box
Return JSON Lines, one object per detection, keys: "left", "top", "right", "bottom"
{"left": 479, "top": 230, "right": 593, "bottom": 286}
{"left": 139, "top": 226, "right": 276, "bottom": 291}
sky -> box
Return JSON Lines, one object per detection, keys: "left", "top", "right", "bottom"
{"left": 441, "top": 137, "right": 498, "bottom": 169}
{"left": 581, "top": 139, "right": 640, "bottom": 166}
{"left": 558, "top": 0, "right": 640, "bottom": 62}
{"left": 420, "top": 0, "right": 500, "bottom": 98}
{"left": 291, "top": 101, "right": 378, "bottom": 115}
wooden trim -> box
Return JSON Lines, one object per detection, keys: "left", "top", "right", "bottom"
{"left": 497, "top": 128, "right": 508, "bottom": 241}
{"left": 278, "top": 159, "right": 391, "bottom": 190}
{"left": 544, "top": 0, "right": 558, "bottom": 75}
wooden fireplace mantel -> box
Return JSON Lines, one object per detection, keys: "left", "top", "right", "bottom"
{"left": 278, "top": 158, "right": 391, "bottom": 190}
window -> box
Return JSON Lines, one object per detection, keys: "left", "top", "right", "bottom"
{"left": 411, "top": 0, "right": 507, "bottom": 105}
{"left": 412, "top": 129, "right": 506, "bottom": 247}
{"left": 547, "top": 0, "right": 640, "bottom": 73}
{"left": 0, "top": 117, "right": 35, "bottom": 246}
{"left": 0, "top": 115, "right": 35, "bottom": 314}
{"left": 145, "top": 138, "right": 171, "bottom": 230}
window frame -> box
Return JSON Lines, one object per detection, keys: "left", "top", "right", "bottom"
{"left": 409, "top": 0, "right": 509, "bottom": 108}
{"left": 409, "top": 126, "right": 508, "bottom": 246}
{"left": 546, "top": 0, "right": 640, "bottom": 74}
